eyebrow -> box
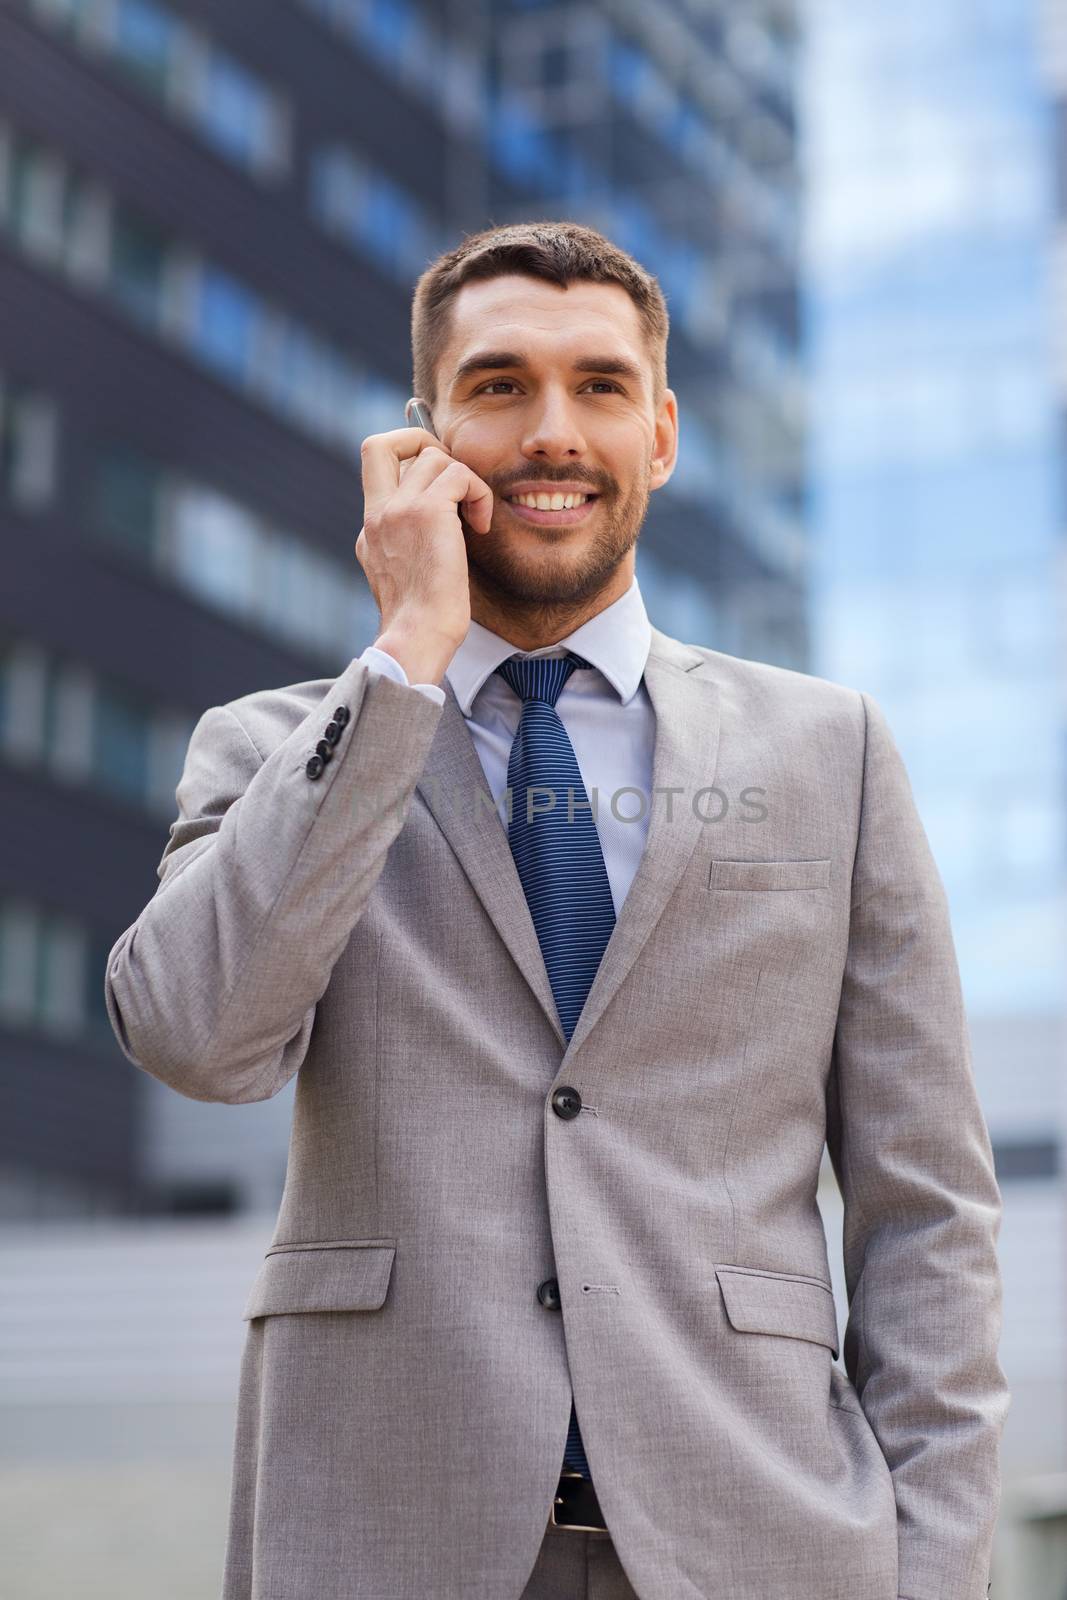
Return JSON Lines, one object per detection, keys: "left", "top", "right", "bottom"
{"left": 451, "top": 349, "right": 644, "bottom": 387}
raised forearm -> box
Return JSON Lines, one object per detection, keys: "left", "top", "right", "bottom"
{"left": 105, "top": 656, "right": 443, "bottom": 1104}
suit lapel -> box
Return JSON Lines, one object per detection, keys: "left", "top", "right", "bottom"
{"left": 414, "top": 625, "right": 721, "bottom": 1061}
{"left": 416, "top": 676, "right": 569, "bottom": 1048}
{"left": 561, "top": 628, "right": 720, "bottom": 1061}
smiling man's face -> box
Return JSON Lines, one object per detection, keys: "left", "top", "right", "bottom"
{"left": 432, "top": 274, "right": 677, "bottom": 628}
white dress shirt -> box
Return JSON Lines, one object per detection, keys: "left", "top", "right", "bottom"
{"left": 356, "top": 577, "right": 656, "bottom": 917}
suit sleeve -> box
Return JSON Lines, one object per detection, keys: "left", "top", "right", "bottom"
{"left": 104, "top": 653, "right": 444, "bottom": 1105}
{"left": 824, "top": 691, "right": 1010, "bottom": 1600}
{"left": 361, "top": 643, "right": 447, "bottom": 704}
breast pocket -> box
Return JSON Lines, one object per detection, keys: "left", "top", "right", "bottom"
{"left": 707, "top": 857, "right": 831, "bottom": 892}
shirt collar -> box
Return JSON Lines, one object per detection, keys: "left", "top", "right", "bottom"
{"left": 444, "top": 575, "right": 652, "bottom": 716}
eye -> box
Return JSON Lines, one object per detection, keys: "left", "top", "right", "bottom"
{"left": 474, "top": 378, "right": 623, "bottom": 395}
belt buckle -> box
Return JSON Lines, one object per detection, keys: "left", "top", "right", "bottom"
{"left": 551, "top": 1470, "right": 607, "bottom": 1533}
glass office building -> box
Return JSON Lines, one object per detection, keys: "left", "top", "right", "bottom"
{"left": 0, "top": 0, "right": 805, "bottom": 1218}
{"left": 802, "top": 0, "right": 1066, "bottom": 1476}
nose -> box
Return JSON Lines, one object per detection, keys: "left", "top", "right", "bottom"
{"left": 519, "top": 385, "right": 587, "bottom": 461}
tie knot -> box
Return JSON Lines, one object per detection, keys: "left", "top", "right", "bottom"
{"left": 494, "top": 651, "right": 592, "bottom": 708}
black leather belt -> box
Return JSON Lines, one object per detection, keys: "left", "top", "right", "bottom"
{"left": 551, "top": 1470, "right": 607, "bottom": 1531}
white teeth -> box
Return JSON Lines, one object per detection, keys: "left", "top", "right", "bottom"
{"left": 511, "top": 491, "right": 590, "bottom": 509}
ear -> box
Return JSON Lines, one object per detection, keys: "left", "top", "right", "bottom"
{"left": 649, "top": 388, "right": 678, "bottom": 492}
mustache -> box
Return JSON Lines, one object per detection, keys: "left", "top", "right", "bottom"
{"left": 492, "top": 473, "right": 614, "bottom": 495}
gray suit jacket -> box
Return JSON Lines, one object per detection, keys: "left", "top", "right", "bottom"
{"left": 104, "top": 626, "right": 1009, "bottom": 1600}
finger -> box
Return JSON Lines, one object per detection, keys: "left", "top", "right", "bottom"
{"left": 433, "top": 458, "right": 494, "bottom": 535}
{"left": 396, "top": 444, "right": 459, "bottom": 494}
{"left": 360, "top": 427, "right": 449, "bottom": 510}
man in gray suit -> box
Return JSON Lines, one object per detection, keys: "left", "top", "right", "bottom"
{"left": 105, "top": 220, "right": 1009, "bottom": 1600}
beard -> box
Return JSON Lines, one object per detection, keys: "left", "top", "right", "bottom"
{"left": 459, "top": 464, "right": 651, "bottom": 612}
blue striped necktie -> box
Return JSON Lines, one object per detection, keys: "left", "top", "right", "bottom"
{"left": 494, "top": 650, "right": 617, "bottom": 1481}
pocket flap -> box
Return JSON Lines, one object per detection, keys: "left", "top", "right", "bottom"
{"left": 242, "top": 1242, "right": 396, "bottom": 1319}
{"left": 715, "top": 1265, "right": 839, "bottom": 1357}
{"left": 708, "top": 857, "right": 831, "bottom": 891}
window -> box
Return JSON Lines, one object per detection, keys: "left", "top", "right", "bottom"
{"left": 90, "top": 443, "right": 381, "bottom": 662}
{"left": 25, "top": 0, "right": 291, "bottom": 180}
{"left": 189, "top": 263, "right": 259, "bottom": 383}
{"left": 109, "top": 210, "right": 168, "bottom": 329}
{"left": 0, "top": 899, "right": 87, "bottom": 1037}
{"left": 295, "top": 0, "right": 484, "bottom": 131}
{"left": 166, "top": 481, "right": 260, "bottom": 621}
{"left": 309, "top": 146, "right": 444, "bottom": 282}
{"left": 7, "top": 141, "right": 66, "bottom": 263}
{"left": 267, "top": 323, "right": 339, "bottom": 437}
{"left": 92, "top": 684, "right": 151, "bottom": 808}
{"left": 0, "top": 900, "right": 38, "bottom": 1028}
{"left": 0, "top": 631, "right": 196, "bottom": 820}
{"left": 48, "top": 661, "right": 94, "bottom": 785}
{"left": 488, "top": 99, "right": 553, "bottom": 187}
{"left": 364, "top": 0, "right": 417, "bottom": 70}
{"left": 0, "top": 121, "right": 390, "bottom": 462}
{"left": 111, "top": 0, "right": 178, "bottom": 101}
{"left": 0, "top": 640, "right": 47, "bottom": 765}
{"left": 194, "top": 53, "right": 281, "bottom": 172}
{"left": 38, "top": 912, "right": 87, "bottom": 1037}
{"left": 0, "top": 377, "right": 57, "bottom": 509}
{"left": 91, "top": 446, "right": 162, "bottom": 561}
{"left": 0, "top": 899, "right": 123, "bottom": 1048}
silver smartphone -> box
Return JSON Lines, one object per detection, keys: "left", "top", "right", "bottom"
{"left": 405, "top": 397, "right": 437, "bottom": 436}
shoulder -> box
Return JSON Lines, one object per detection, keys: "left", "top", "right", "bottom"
{"left": 655, "top": 628, "right": 870, "bottom": 741}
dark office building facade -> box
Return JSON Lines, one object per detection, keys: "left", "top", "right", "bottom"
{"left": 0, "top": 0, "right": 804, "bottom": 1217}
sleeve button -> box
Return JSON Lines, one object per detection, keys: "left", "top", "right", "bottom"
{"left": 323, "top": 721, "right": 341, "bottom": 746}
{"left": 306, "top": 755, "right": 325, "bottom": 780}
{"left": 315, "top": 739, "right": 333, "bottom": 762}
{"left": 333, "top": 705, "right": 349, "bottom": 727}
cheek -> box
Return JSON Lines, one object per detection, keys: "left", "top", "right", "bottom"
{"left": 597, "top": 419, "right": 655, "bottom": 472}
{"left": 444, "top": 415, "right": 512, "bottom": 459}
{"left": 603, "top": 408, "right": 655, "bottom": 441}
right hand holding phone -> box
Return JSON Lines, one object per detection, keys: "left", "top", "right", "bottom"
{"left": 356, "top": 427, "right": 493, "bottom": 686}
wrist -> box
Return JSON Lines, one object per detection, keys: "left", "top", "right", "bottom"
{"left": 372, "top": 623, "right": 458, "bottom": 687}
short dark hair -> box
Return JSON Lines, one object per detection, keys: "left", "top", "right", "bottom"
{"left": 411, "top": 219, "right": 669, "bottom": 410}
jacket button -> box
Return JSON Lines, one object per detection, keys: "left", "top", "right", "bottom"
{"left": 551, "top": 1086, "right": 582, "bottom": 1120}
{"left": 306, "top": 755, "right": 325, "bottom": 780}
{"left": 537, "top": 1277, "right": 561, "bottom": 1310}
{"left": 315, "top": 739, "right": 333, "bottom": 762}
{"left": 323, "top": 720, "right": 341, "bottom": 746}
{"left": 333, "top": 705, "right": 349, "bottom": 727}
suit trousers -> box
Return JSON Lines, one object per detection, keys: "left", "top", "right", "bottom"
{"left": 519, "top": 1517, "right": 641, "bottom": 1599}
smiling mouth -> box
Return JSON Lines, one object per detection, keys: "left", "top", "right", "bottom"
{"left": 502, "top": 491, "right": 600, "bottom": 525}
